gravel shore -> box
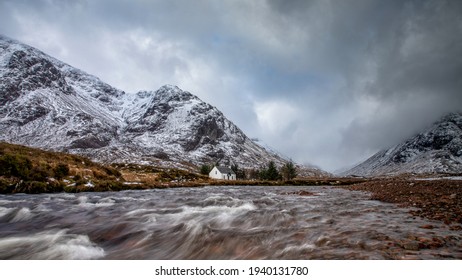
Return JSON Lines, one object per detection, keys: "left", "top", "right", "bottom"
{"left": 342, "top": 178, "right": 462, "bottom": 230}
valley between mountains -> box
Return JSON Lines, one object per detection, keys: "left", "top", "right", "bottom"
{"left": 1, "top": 34, "right": 462, "bottom": 253}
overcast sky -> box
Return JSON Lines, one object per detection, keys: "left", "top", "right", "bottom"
{"left": 1, "top": 0, "right": 461, "bottom": 172}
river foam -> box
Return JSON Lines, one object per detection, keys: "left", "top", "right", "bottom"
{"left": 0, "top": 230, "right": 105, "bottom": 259}
{"left": 0, "top": 186, "right": 461, "bottom": 259}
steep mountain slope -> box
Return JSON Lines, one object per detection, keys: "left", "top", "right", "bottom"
{"left": 121, "top": 85, "right": 286, "bottom": 167}
{"left": 345, "top": 113, "right": 462, "bottom": 177}
{"left": 0, "top": 35, "right": 125, "bottom": 153}
{"left": 0, "top": 35, "right": 324, "bottom": 175}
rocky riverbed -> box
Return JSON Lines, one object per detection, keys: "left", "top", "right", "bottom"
{"left": 342, "top": 178, "right": 462, "bottom": 230}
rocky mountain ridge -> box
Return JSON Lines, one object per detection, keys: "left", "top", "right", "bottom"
{"left": 0, "top": 35, "right": 326, "bottom": 176}
{"left": 345, "top": 112, "right": 462, "bottom": 177}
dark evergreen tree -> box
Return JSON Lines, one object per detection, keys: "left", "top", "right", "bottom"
{"left": 281, "top": 161, "right": 297, "bottom": 180}
{"left": 258, "top": 161, "right": 281, "bottom": 181}
{"left": 231, "top": 164, "right": 246, "bottom": 180}
{"left": 200, "top": 164, "right": 211, "bottom": 175}
{"left": 258, "top": 165, "right": 268, "bottom": 180}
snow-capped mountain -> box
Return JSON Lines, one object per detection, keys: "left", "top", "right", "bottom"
{"left": 345, "top": 113, "right": 462, "bottom": 177}
{"left": 0, "top": 35, "right": 324, "bottom": 175}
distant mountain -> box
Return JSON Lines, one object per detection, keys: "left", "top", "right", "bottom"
{"left": 344, "top": 113, "right": 462, "bottom": 177}
{"left": 0, "top": 35, "right": 325, "bottom": 176}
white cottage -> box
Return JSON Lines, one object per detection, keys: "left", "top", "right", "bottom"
{"left": 209, "top": 166, "right": 236, "bottom": 180}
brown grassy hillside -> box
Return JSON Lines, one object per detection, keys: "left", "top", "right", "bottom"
{"left": 0, "top": 142, "right": 126, "bottom": 193}
{"left": 0, "top": 142, "right": 211, "bottom": 193}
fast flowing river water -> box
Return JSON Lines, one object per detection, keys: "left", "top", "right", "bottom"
{"left": 0, "top": 185, "right": 461, "bottom": 259}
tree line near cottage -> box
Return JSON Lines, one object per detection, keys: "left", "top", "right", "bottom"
{"left": 200, "top": 161, "right": 297, "bottom": 181}
{"left": 1, "top": 142, "right": 306, "bottom": 194}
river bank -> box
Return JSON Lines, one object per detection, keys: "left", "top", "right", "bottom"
{"left": 341, "top": 178, "right": 462, "bottom": 229}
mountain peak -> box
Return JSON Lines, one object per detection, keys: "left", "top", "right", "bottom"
{"left": 345, "top": 112, "right": 462, "bottom": 176}
{"left": 158, "top": 84, "right": 181, "bottom": 92}
{"left": 0, "top": 35, "right": 326, "bottom": 175}
{"left": 439, "top": 112, "right": 462, "bottom": 126}
{"left": 153, "top": 84, "right": 198, "bottom": 105}
{"left": 0, "top": 34, "right": 20, "bottom": 46}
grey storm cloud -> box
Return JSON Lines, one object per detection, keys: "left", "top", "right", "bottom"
{"left": 1, "top": 0, "right": 461, "bottom": 172}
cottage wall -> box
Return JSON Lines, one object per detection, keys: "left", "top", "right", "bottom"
{"left": 208, "top": 166, "right": 236, "bottom": 180}
{"left": 209, "top": 167, "right": 222, "bottom": 180}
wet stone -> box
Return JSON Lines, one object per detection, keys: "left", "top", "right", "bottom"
{"left": 402, "top": 241, "right": 420, "bottom": 251}
{"left": 420, "top": 224, "right": 435, "bottom": 229}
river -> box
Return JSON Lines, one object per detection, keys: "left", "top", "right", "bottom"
{"left": 0, "top": 185, "right": 460, "bottom": 259}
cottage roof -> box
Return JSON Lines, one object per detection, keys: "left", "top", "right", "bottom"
{"left": 215, "top": 166, "right": 235, "bottom": 174}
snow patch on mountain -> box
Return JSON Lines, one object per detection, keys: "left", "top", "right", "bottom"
{"left": 0, "top": 35, "right": 325, "bottom": 175}
{"left": 344, "top": 113, "right": 462, "bottom": 177}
